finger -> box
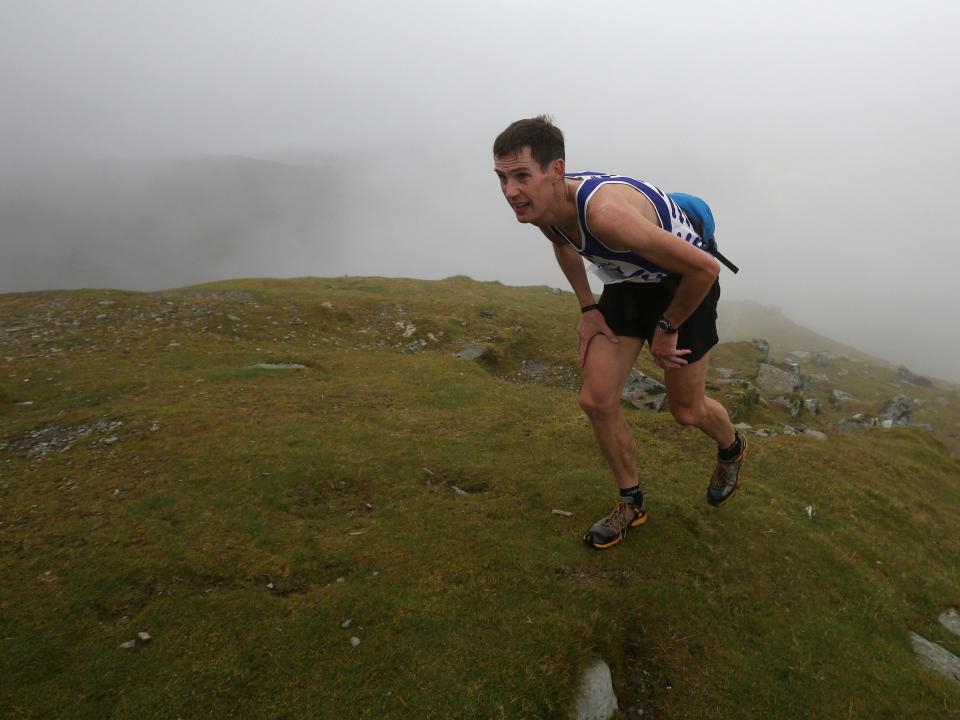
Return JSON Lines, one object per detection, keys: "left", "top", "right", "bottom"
{"left": 602, "top": 328, "right": 620, "bottom": 343}
{"left": 675, "top": 348, "right": 692, "bottom": 356}
{"left": 578, "top": 335, "right": 591, "bottom": 368}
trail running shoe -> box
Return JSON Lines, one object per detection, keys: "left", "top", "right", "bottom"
{"left": 583, "top": 500, "right": 648, "bottom": 549}
{"left": 707, "top": 432, "right": 748, "bottom": 507}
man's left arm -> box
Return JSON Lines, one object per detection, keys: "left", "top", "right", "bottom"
{"left": 588, "top": 200, "right": 721, "bottom": 368}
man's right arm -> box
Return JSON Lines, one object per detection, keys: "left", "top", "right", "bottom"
{"left": 542, "top": 230, "right": 619, "bottom": 367}
{"left": 551, "top": 240, "right": 596, "bottom": 309}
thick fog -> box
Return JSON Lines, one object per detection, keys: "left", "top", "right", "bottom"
{"left": 2, "top": 1, "right": 958, "bottom": 382}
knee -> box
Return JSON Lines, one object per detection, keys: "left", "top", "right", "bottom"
{"left": 669, "top": 402, "right": 703, "bottom": 428}
{"left": 579, "top": 389, "right": 620, "bottom": 420}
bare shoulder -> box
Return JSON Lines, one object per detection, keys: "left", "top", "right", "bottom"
{"left": 586, "top": 184, "right": 659, "bottom": 243}
{"left": 588, "top": 183, "right": 659, "bottom": 227}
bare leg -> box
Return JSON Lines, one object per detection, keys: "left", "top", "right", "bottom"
{"left": 579, "top": 335, "right": 645, "bottom": 489}
{"left": 663, "top": 352, "right": 736, "bottom": 447}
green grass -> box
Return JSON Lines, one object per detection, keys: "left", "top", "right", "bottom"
{"left": 1, "top": 276, "right": 959, "bottom": 718}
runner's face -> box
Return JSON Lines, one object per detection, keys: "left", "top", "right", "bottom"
{"left": 494, "top": 148, "right": 555, "bottom": 223}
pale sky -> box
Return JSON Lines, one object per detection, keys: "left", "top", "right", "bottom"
{"left": 1, "top": 0, "right": 958, "bottom": 381}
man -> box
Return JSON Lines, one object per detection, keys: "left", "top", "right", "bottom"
{"left": 492, "top": 115, "right": 747, "bottom": 549}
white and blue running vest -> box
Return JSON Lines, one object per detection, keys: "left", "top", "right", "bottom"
{"left": 549, "top": 172, "right": 709, "bottom": 285}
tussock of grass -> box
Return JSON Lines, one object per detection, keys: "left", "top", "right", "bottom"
{"left": 1, "top": 276, "right": 959, "bottom": 718}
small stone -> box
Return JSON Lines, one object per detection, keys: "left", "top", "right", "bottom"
{"left": 450, "top": 485, "right": 469, "bottom": 496}
{"left": 350, "top": 636, "right": 361, "bottom": 647}
{"left": 341, "top": 619, "right": 352, "bottom": 629}
{"left": 104, "top": 437, "right": 118, "bottom": 445}
{"left": 137, "top": 632, "right": 152, "bottom": 643}
{"left": 120, "top": 640, "right": 137, "bottom": 650}
{"left": 336, "top": 577, "right": 345, "bottom": 584}
{"left": 940, "top": 609, "right": 960, "bottom": 639}
{"left": 573, "top": 659, "right": 618, "bottom": 720}
{"left": 266, "top": 582, "right": 275, "bottom": 589}
{"left": 452, "top": 345, "right": 485, "bottom": 361}
{"left": 552, "top": 509, "right": 574, "bottom": 517}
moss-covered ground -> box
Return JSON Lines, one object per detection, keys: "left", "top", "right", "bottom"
{"left": 1, "top": 276, "right": 959, "bottom": 718}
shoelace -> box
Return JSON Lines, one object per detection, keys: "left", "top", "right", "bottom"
{"left": 599, "top": 501, "right": 634, "bottom": 531}
{"left": 714, "top": 462, "right": 734, "bottom": 487}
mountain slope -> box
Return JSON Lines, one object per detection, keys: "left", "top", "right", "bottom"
{"left": 1, "top": 276, "right": 958, "bottom": 719}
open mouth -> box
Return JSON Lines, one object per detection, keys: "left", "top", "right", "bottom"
{"left": 512, "top": 202, "right": 531, "bottom": 213}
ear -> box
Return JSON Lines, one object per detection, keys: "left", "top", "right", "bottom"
{"left": 549, "top": 157, "right": 565, "bottom": 183}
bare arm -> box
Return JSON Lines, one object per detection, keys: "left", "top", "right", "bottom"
{"left": 587, "top": 199, "right": 721, "bottom": 326}
{"left": 540, "top": 228, "right": 619, "bottom": 367}
{"left": 551, "top": 240, "right": 595, "bottom": 308}
{"left": 587, "top": 196, "right": 721, "bottom": 368}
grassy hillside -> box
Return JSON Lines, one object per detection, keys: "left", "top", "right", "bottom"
{"left": 1, "top": 276, "right": 959, "bottom": 719}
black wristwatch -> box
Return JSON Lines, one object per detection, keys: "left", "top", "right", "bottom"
{"left": 657, "top": 316, "right": 679, "bottom": 334}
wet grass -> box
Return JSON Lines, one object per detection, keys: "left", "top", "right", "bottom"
{"left": 1, "top": 276, "right": 959, "bottom": 719}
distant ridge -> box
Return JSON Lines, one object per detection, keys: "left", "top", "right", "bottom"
{"left": 718, "top": 299, "right": 882, "bottom": 365}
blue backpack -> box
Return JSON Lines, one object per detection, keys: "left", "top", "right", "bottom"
{"left": 667, "top": 192, "right": 739, "bottom": 274}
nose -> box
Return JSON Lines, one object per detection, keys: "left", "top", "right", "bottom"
{"left": 503, "top": 179, "right": 521, "bottom": 199}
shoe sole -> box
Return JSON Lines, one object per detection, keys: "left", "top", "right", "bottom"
{"left": 708, "top": 435, "right": 748, "bottom": 508}
{"left": 586, "top": 511, "right": 648, "bottom": 549}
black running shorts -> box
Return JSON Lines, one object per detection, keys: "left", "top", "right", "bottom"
{"left": 597, "top": 276, "right": 720, "bottom": 364}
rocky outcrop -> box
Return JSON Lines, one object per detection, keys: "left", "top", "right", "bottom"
{"left": 752, "top": 338, "right": 772, "bottom": 361}
{"left": 898, "top": 366, "right": 934, "bottom": 388}
{"left": 756, "top": 363, "right": 802, "bottom": 394}
{"left": 771, "top": 396, "right": 801, "bottom": 418}
{"left": 879, "top": 395, "right": 913, "bottom": 426}
{"left": 804, "top": 398, "right": 821, "bottom": 416}
{"left": 813, "top": 352, "right": 833, "bottom": 367}
{"left": 829, "top": 389, "right": 857, "bottom": 408}
{"left": 621, "top": 370, "right": 666, "bottom": 411}
{"left": 837, "top": 413, "right": 877, "bottom": 433}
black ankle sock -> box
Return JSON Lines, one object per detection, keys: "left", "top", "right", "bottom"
{"left": 718, "top": 433, "right": 743, "bottom": 462}
{"left": 619, "top": 484, "right": 644, "bottom": 506}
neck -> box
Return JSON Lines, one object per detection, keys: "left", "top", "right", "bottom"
{"left": 535, "top": 178, "right": 580, "bottom": 231}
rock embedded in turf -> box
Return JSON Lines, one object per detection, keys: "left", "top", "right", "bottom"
{"left": 246, "top": 363, "right": 307, "bottom": 370}
{"left": 941, "top": 609, "right": 960, "bottom": 639}
{"left": 120, "top": 640, "right": 137, "bottom": 650}
{"left": 573, "top": 659, "right": 618, "bottom": 720}
{"left": 341, "top": 619, "right": 352, "bottom": 629}
{"left": 451, "top": 345, "right": 485, "bottom": 361}
{"left": 910, "top": 632, "right": 960, "bottom": 684}
{"left": 621, "top": 369, "right": 666, "bottom": 412}
{"left": 756, "top": 363, "right": 801, "bottom": 394}
{"left": 350, "top": 636, "right": 361, "bottom": 647}
{"left": 137, "top": 632, "right": 151, "bottom": 643}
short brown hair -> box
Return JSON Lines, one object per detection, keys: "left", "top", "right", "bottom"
{"left": 493, "top": 115, "right": 564, "bottom": 170}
